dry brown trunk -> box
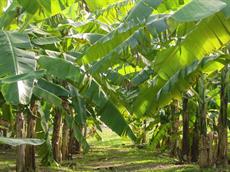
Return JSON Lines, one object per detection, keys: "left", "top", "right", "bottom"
{"left": 182, "top": 97, "right": 190, "bottom": 162}
{"left": 52, "top": 108, "right": 63, "bottom": 163}
{"left": 170, "top": 100, "right": 179, "bottom": 157}
{"left": 69, "top": 129, "right": 81, "bottom": 155}
{"left": 16, "top": 110, "right": 26, "bottom": 172}
{"left": 191, "top": 113, "right": 199, "bottom": 162}
{"left": 25, "top": 101, "right": 37, "bottom": 172}
{"left": 62, "top": 121, "right": 70, "bottom": 160}
{"left": 74, "top": 139, "right": 81, "bottom": 154}
{"left": 68, "top": 129, "right": 74, "bottom": 157}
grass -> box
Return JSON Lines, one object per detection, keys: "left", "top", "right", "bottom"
{"left": 0, "top": 147, "right": 16, "bottom": 171}
{"left": 0, "top": 128, "right": 230, "bottom": 171}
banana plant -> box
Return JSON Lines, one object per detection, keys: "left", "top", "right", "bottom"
{"left": 133, "top": 0, "right": 230, "bottom": 116}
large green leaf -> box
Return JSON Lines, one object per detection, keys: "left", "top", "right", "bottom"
{"left": 0, "top": 137, "right": 44, "bottom": 146}
{"left": 80, "top": 20, "right": 142, "bottom": 64}
{"left": 37, "top": 79, "right": 69, "bottom": 97}
{"left": 92, "top": 0, "right": 136, "bottom": 24}
{"left": 38, "top": 56, "right": 82, "bottom": 83}
{"left": 90, "top": 15, "right": 168, "bottom": 73}
{"left": 17, "top": 0, "right": 39, "bottom": 14}
{"left": 131, "top": 67, "right": 154, "bottom": 86}
{"left": 81, "top": 78, "right": 137, "bottom": 141}
{"left": 73, "top": 123, "right": 89, "bottom": 153}
{"left": 69, "top": 85, "right": 87, "bottom": 125}
{"left": 154, "top": 13, "right": 230, "bottom": 80}
{"left": 65, "top": 33, "right": 104, "bottom": 44}
{"left": 0, "top": 1, "right": 20, "bottom": 29}
{"left": 0, "top": 70, "right": 45, "bottom": 84}
{"left": 156, "top": 0, "right": 190, "bottom": 12}
{"left": 222, "top": 0, "right": 230, "bottom": 17}
{"left": 38, "top": 56, "right": 136, "bottom": 140}
{"left": 80, "top": 0, "right": 163, "bottom": 64}
{"left": 0, "top": 31, "right": 36, "bottom": 105}
{"left": 172, "top": 0, "right": 226, "bottom": 22}
{"left": 157, "top": 55, "right": 227, "bottom": 108}
{"left": 18, "top": 0, "right": 76, "bottom": 15}
{"left": 85, "top": 0, "right": 124, "bottom": 12}
{"left": 0, "top": 0, "right": 7, "bottom": 15}
{"left": 132, "top": 76, "right": 165, "bottom": 116}
{"left": 125, "top": 0, "right": 162, "bottom": 21}
{"left": 33, "top": 86, "right": 62, "bottom": 106}
{"left": 42, "top": 58, "right": 136, "bottom": 140}
{"left": 134, "top": 13, "right": 230, "bottom": 116}
{"left": 32, "top": 36, "right": 61, "bottom": 45}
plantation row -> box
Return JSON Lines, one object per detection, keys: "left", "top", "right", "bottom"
{"left": 0, "top": 0, "right": 229, "bottom": 171}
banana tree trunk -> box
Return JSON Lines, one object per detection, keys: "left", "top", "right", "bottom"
{"left": 182, "top": 96, "right": 190, "bottom": 162}
{"left": 198, "top": 75, "right": 213, "bottom": 167}
{"left": 69, "top": 128, "right": 81, "bottom": 155}
{"left": 170, "top": 100, "right": 179, "bottom": 157}
{"left": 16, "top": 109, "right": 26, "bottom": 172}
{"left": 25, "top": 101, "right": 37, "bottom": 172}
{"left": 52, "top": 108, "right": 63, "bottom": 163}
{"left": 68, "top": 129, "right": 74, "bottom": 157}
{"left": 216, "top": 65, "right": 229, "bottom": 166}
{"left": 61, "top": 98, "right": 71, "bottom": 160}
{"left": 73, "top": 138, "right": 81, "bottom": 154}
{"left": 62, "top": 121, "right": 70, "bottom": 160}
{"left": 191, "top": 109, "right": 200, "bottom": 162}
{"left": 67, "top": 107, "right": 81, "bottom": 158}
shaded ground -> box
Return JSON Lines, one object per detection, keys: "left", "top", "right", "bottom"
{"left": 0, "top": 128, "right": 230, "bottom": 171}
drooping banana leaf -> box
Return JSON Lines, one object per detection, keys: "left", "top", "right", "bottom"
{"left": 85, "top": 0, "right": 125, "bottom": 12}
{"left": 0, "top": 1, "right": 21, "bottom": 29}
{"left": 32, "top": 36, "right": 61, "bottom": 45}
{"left": 0, "top": 137, "right": 44, "bottom": 146}
{"left": 0, "top": 70, "right": 45, "bottom": 84}
{"left": 18, "top": 0, "right": 76, "bottom": 16}
{"left": 80, "top": 78, "right": 137, "bottom": 141}
{"left": 80, "top": 0, "right": 163, "bottom": 64}
{"left": 37, "top": 79, "right": 69, "bottom": 97}
{"left": 131, "top": 66, "right": 154, "bottom": 86}
{"left": 38, "top": 56, "right": 82, "bottom": 84}
{"left": 38, "top": 56, "right": 137, "bottom": 141}
{"left": 90, "top": 15, "right": 168, "bottom": 73}
{"left": 17, "top": 0, "right": 40, "bottom": 14}
{"left": 33, "top": 86, "right": 62, "bottom": 106}
{"left": 73, "top": 122, "right": 89, "bottom": 153}
{"left": 171, "top": 0, "right": 226, "bottom": 22}
{"left": 222, "top": 0, "right": 230, "bottom": 17}
{"left": 154, "top": 13, "right": 230, "bottom": 80}
{"left": 132, "top": 76, "right": 165, "bottom": 116}
{"left": 125, "top": 0, "right": 162, "bottom": 21}
{"left": 0, "top": 0, "right": 7, "bottom": 15}
{"left": 91, "top": 0, "right": 136, "bottom": 24}
{"left": 132, "top": 1, "right": 230, "bottom": 116}
{"left": 0, "top": 31, "right": 36, "bottom": 105}
{"left": 156, "top": 55, "right": 228, "bottom": 108}
{"left": 69, "top": 85, "right": 87, "bottom": 125}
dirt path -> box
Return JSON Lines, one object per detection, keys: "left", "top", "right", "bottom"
{"left": 1, "top": 128, "right": 229, "bottom": 171}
